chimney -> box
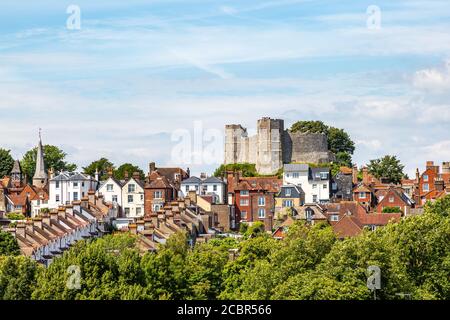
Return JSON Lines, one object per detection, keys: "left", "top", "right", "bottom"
{"left": 129, "top": 223, "right": 137, "bottom": 235}
{"left": 200, "top": 172, "right": 207, "bottom": 180}
{"left": 48, "top": 168, "right": 54, "bottom": 180}
{"left": 362, "top": 167, "right": 369, "bottom": 185}
{"left": 81, "top": 196, "right": 89, "bottom": 208}
{"left": 25, "top": 220, "right": 34, "bottom": 233}
{"left": 426, "top": 161, "right": 434, "bottom": 170}
{"left": 42, "top": 213, "right": 51, "bottom": 226}
{"left": 188, "top": 190, "right": 197, "bottom": 203}
{"left": 107, "top": 167, "right": 113, "bottom": 178}
{"left": 95, "top": 168, "right": 99, "bottom": 181}
{"left": 16, "top": 222, "right": 26, "bottom": 238}
{"left": 416, "top": 168, "right": 420, "bottom": 183}
{"left": 133, "top": 171, "right": 141, "bottom": 181}
{"left": 442, "top": 162, "right": 450, "bottom": 174}
{"left": 186, "top": 167, "right": 190, "bottom": 178}
{"left": 124, "top": 171, "right": 129, "bottom": 180}
{"left": 58, "top": 207, "right": 67, "bottom": 219}
{"left": 33, "top": 217, "right": 43, "bottom": 229}
{"left": 226, "top": 171, "right": 236, "bottom": 192}
{"left": 435, "top": 179, "right": 444, "bottom": 192}
{"left": 88, "top": 190, "right": 96, "bottom": 205}
{"left": 352, "top": 165, "right": 358, "bottom": 185}
{"left": 50, "top": 209, "right": 59, "bottom": 221}
{"left": 150, "top": 212, "right": 158, "bottom": 228}
{"left": 149, "top": 162, "right": 156, "bottom": 174}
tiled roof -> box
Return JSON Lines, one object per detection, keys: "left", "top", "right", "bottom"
{"left": 284, "top": 163, "right": 309, "bottom": 172}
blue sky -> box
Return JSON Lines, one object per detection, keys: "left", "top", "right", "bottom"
{"left": 1, "top": 0, "right": 450, "bottom": 176}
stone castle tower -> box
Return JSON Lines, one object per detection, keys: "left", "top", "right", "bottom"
{"left": 224, "top": 117, "right": 335, "bottom": 175}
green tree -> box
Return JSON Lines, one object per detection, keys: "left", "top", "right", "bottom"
{"left": 214, "top": 163, "right": 258, "bottom": 178}
{"left": 290, "top": 120, "right": 328, "bottom": 134}
{"left": 21, "top": 145, "right": 77, "bottom": 181}
{"left": 367, "top": 155, "right": 405, "bottom": 184}
{"left": 0, "top": 148, "right": 14, "bottom": 178}
{"left": 114, "top": 163, "right": 145, "bottom": 180}
{"left": 83, "top": 158, "right": 114, "bottom": 180}
{"left": 0, "top": 256, "right": 40, "bottom": 300}
{"left": 0, "top": 231, "right": 20, "bottom": 256}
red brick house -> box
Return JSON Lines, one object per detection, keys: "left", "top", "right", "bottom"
{"left": 375, "top": 186, "right": 415, "bottom": 214}
{"left": 352, "top": 183, "right": 374, "bottom": 210}
{"left": 226, "top": 171, "right": 282, "bottom": 231}
{"left": 144, "top": 172, "right": 177, "bottom": 215}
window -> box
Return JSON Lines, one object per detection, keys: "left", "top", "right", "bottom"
{"left": 140, "top": 194, "right": 144, "bottom": 201}
{"left": 107, "top": 184, "right": 114, "bottom": 192}
{"left": 285, "top": 188, "right": 292, "bottom": 196}
{"left": 73, "top": 182, "right": 78, "bottom": 187}
{"left": 154, "top": 191, "right": 162, "bottom": 199}
{"left": 323, "top": 184, "right": 327, "bottom": 189}
{"left": 112, "top": 195, "right": 118, "bottom": 203}
{"left": 136, "top": 208, "right": 142, "bottom": 215}
{"left": 292, "top": 172, "right": 299, "bottom": 178}
{"left": 423, "top": 174, "right": 429, "bottom": 182}
{"left": 240, "top": 211, "right": 247, "bottom": 220}
{"left": 312, "top": 184, "right": 317, "bottom": 189}
{"left": 315, "top": 173, "right": 321, "bottom": 179}
{"left": 283, "top": 200, "right": 293, "bottom": 207}
{"left": 331, "top": 214, "right": 339, "bottom": 222}
{"left": 306, "top": 208, "right": 314, "bottom": 220}
{"left": 128, "top": 195, "right": 134, "bottom": 203}
{"left": 332, "top": 182, "right": 337, "bottom": 191}
{"left": 240, "top": 199, "right": 249, "bottom": 206}
{"left": 153, "top": 204, "right": 162, "bottom": 212}
{"left": 56, "top": 195, "right": 60, "bottom": 202}
{"left": 195, "top": 185, "right": 199, "bottom": 191}
{"left": 258, "top": 208, "right": 266, "bottom": 218}
{"left": 124, "top": 208, "right": 130, "bottom": 216}
{"left": 56, "top": 181, "right": 60, "bottom": 189}
{"left": 389, "top": 196, "right": 394, "bottom": 203}
{"left": 258, "top": 196, "right": 265, "bottom": 206}
{"left": 320, "top": 172, "right": 328, "bottom": 180}
{"left": 73, "top": 192, "right": 79, "bottom": 201}
{"left": 286, "top": 173, "right": 290, "bottom": 178}
{"left": 185, "top": 185, "right": 189, "bottom": 192}
{"left": 313, "top": 195, "right": 318, "bottom": 203}
{"left": 128, "top": 184, "right": 135, "bottom": 193}
{"left": 359, "top": 192, "right": 366, "bottom": 199}
{"left": 213, "top": 185, "right": 218, "bottom": 192}
{"left": 82, "top": 182, "right": 85, "bottom": 187}
{"left": 423, "top": 183, "right": 429, "bottom": 192}
{"left": 240, "top": 190, "right": 249, "bottom": 196}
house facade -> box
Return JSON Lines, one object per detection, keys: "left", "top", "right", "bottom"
{"left": 283, "top": 164, "right": 330, "bottom": 203}
{"left": 49, "top": 172, "right": 98, "bottom": 208}
{"left": 122, "top": 174, "right": 145, "bottom": 218}
{"left": 180, "top": 175, "right": 226, "bottom": 204}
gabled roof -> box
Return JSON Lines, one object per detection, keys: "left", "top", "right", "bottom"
{"left": 181, "top": 176, "right": 202, "bottom": 184}
{"left": 332, "top": 215, "right": 363, "bottom": 238}
{"left": 353, "top": 183, "right": 372, "bottom": 193}
{"left": 51, "top": 172, "right": 94, "bottom": 182}
{"left": 284, "top": 163, "right": 309, "bottom": 172}
{"left": 277, "top": 184, "right": 304, "bottom": 198}
{"left": 203, "top": 176, "right": 224, "bottom": 184}
{"left": 11, "top": 160, "right": 22, "bottom": 174}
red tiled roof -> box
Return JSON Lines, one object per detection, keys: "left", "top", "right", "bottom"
{"left": 332, "top": 215, "right": 363, "bottom": 238}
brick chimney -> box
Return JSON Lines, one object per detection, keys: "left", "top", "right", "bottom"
{"left": 42, "top": 213, "right": 51, "bottom": 226}
{"left": 362, "top": 167, "right": 369, "bottom": 185}
{"left": 25, "top": 220, "right": 34, "bottom": 233}
{"left": 415, "top": 168, "right": 420, "bottom": 183}
{"left": 50, "top": 209, "right": 59, "bottom": 221}
{"left": 124, "top": 171, "right": 129, "bottom": 180}
{"left": 33, "top": 217, "right": 43, "bottom": 229}
{"left": 133, "top": 172, "right": 141, "bottom": 181}
{"left": 129, "top": 223, "right": 137, "bottom": 235}
{"left": 149, "top": 162, "right": 156, "bottom": 174}
{"left": 107, "top": 167, "right": 113, "bottom": 178}
{"left": 88, "top": 190, "right": 96, "bottom": 205}
{"left": 58, "top": 207, "right": 67, "bottom": 220}
{"left": 352, "top": 165, "right": 358, "bottom": 185}
{"left": 442, "top": 162, "right": 450, "bottom": 174}
{"left": 16, "top": 222, "right": 26, "bottom": 237}
{"left": 435, "top": 179, "right": 444, "bottom": 192}
{"left": 188, "top": 190, "right": 197, "bottom": 203}
{"left": 200, "top": 172, "right": 207, "bottom": 179}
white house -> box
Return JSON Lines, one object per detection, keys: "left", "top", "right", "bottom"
{"left": 121, "top": 177, "right": 145, "bottom": 218}
{"left": 49, "top": 172, "right": 98, "bottom": 208}
{"left": 97, "top": 176, "right": 123, "bottom": 207}
{"left": 180, "top": 175, "right": 226, "bottom": 204}
{"left": 283, "top": 164, "right": 330, "bottom": 204}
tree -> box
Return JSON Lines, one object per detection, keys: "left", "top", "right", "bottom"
{"left": 213, "top": 163, "right": 258, "bottom": 178}
{"left": 114, "top": 163, "right": 145, "bottom": 181}
{"left": 0, "top": 256, "right": 40, "bottom": 300}
{"left": 290, "top": 121, "right": 355, "bottom": 167}
{"left": 367, "top": 155, "right": 405, "bottom": 184}
{"left": 21, "top": 145, "right": 77, "bottom": 181}
{"left": 83, "top": 158, "right": 114, "bottom": 180}
{"left": 0, "top": 149, "right": 14, "bottom": 178}
{"left": 0, "top": 231, "right": 20, "bottom": 256}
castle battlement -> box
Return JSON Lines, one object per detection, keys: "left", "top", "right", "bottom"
{"left": 224, "top": 117, "right": 335, "bottom": 174}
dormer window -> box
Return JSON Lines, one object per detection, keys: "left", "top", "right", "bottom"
{"left": 285, "top": 188, "right": 292, "bottom": 197}
{"left": 389, "top": 196, "right": 394, "bottom": 203}
{"left": 128, "top": 184, "right": 135, "bottom": 193}
{"left": 359, "top": 192, "right": 366, "bottom": 199}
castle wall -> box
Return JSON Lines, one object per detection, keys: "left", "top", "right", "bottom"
{"left": 224, "top": 118, "right": 335, "bottom": 174}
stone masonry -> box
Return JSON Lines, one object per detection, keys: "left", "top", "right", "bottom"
{"left": 224, "top": 117, "right": 335, "bottom": 174}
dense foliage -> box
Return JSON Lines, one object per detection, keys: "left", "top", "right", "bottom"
{"left": 0, "top": 231, "right": 20, "bottom": 256}
{"left": 1, "top": 196, "right": 449, "bottom": 300}
{"left": 0, "top": 148, "right": 14, "bottom": 178}
{"left": 290, "top": 120, "right": 355, "bottom": 167}
{"left": 114, "top": 163, "right": 145, "bottom": 181}
{"left": 21, "top": 145, "right": 77, "bottom": 181}
{"left": 83, "top": 158, "right": 115, "bottom": 180}
{"left": 367, "top": 155, "right": 405, "bottom": 184}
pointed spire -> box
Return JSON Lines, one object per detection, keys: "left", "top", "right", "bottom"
{"left": 33, "top": 129, "right": 48, "bottom": 188}
{"left": 11, "top": 160, "right": 22, "bottom": 174}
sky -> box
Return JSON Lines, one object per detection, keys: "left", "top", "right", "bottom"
{"left": 1, "top": 0, "right": 450, "bottom": 177}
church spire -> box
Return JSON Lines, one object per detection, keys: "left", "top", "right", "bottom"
{"left": 33, "top": 128, "right": 48, "bottom": 188}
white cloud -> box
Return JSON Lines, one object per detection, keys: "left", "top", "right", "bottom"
{"left": 413, "top": 59, "right": 450, "bottom": 92}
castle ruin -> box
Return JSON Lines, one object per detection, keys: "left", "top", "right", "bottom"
{"left": 224, "top": 117, "right": 335, "bottom": 174}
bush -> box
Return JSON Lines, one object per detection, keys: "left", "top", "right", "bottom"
{"left": 382, "top": 207, "right": 402, "bottom": 213}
